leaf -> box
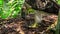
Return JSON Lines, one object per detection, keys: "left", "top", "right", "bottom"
{"left": 0, "top": 0, "right": 25, "bottom": 19}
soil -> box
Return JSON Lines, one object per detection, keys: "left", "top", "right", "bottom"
{"left": 0, "top": 14, "right": 58, "bottom": 34}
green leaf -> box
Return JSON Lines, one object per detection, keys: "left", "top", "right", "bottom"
{"left": 56, "top": 0, "right": 60, "bottom": 5}
{"left": 0, "top": 0, "right": 25, "bottom": 19}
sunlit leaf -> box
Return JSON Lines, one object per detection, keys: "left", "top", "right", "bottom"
{"left": 0, "top": 0, "right": 25, "bottom": 19}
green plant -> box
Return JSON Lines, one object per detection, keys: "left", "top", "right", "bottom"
{"left": 56, "top": 0, "right": 60, "bottom": 5}
{"left": 55, "top": 0, "right": 60, "bottom": 34}
{"left": 55, "top": 9, "right": 60, "bottom": 34}
{"left": 0, "top": 0, "right": 25, "bottom": 19}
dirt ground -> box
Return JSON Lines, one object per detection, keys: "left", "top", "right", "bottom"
{"left": 0, "top": 14, "right": 58, "bottom": 34}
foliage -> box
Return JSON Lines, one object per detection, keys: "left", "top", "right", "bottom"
{"left": 56, "top": 0, "right": 60, "bottom": 5}
{"left": 0, "top": 0, "right": 25, "bottom": 19}
{"left": 55, "top": 9, "right": 60, "bottom": 34}
{"left": 27, "top": 9, "right": 35, "bottom": 14}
